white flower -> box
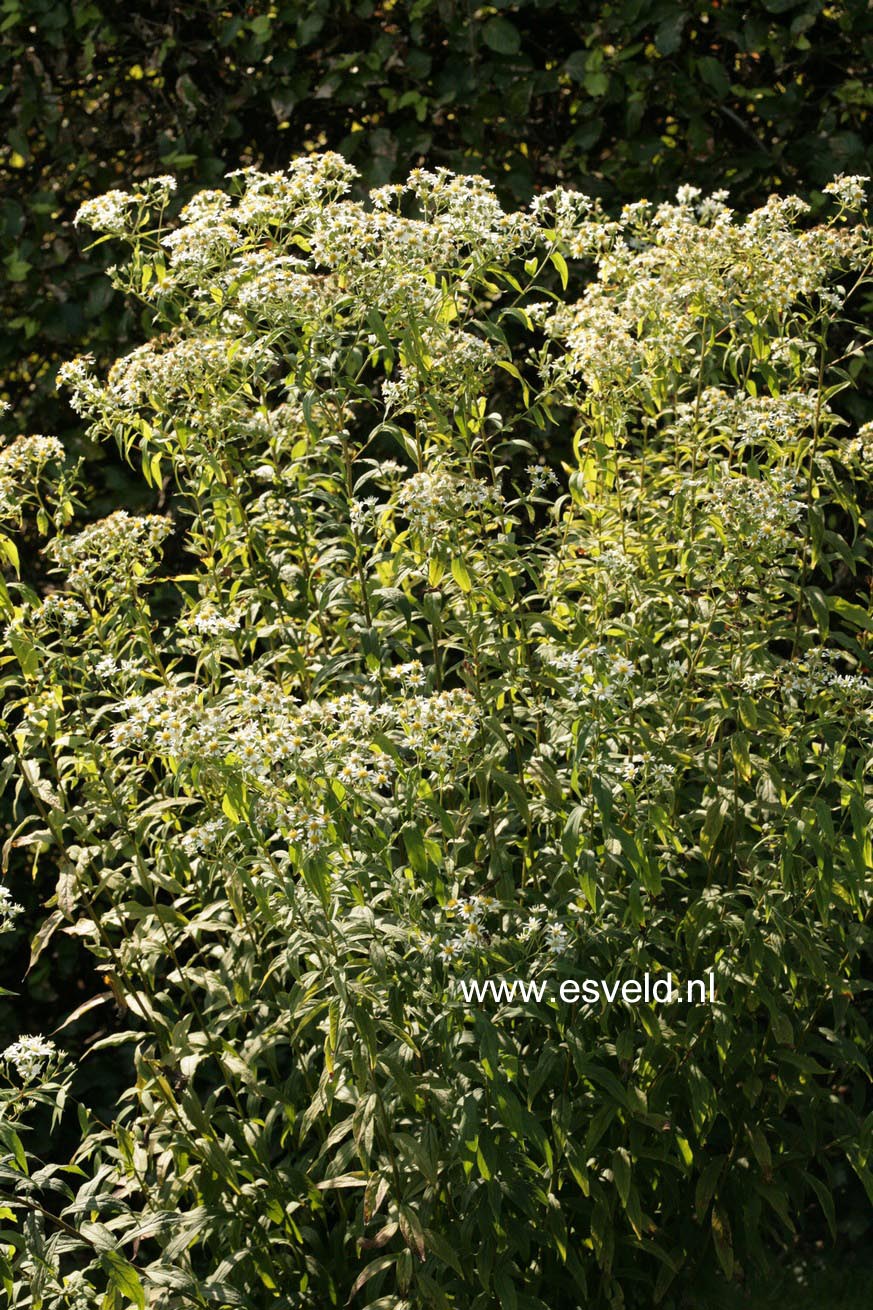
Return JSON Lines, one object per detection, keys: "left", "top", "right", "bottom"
{"left": 396, "top": 467, "right": 502, "bottom": 542}
{"left": 0, "top": 886, "right": 23, "bottom": 932}
{"left": 675, "top": 184, "right": 703, "bottom": 207}
{"left": 396, "top": 660, "right": 427, "bottom": 688}
{"left": 527, "top": 464, "right": 559, "bottom": 496}
{"left": 350, "top": 496, "right": 378, "bottom": 533}
{"left": 186, "top": 606, "right": 241, "bottom": 638}
{"left": 3, "top": 1034, "right": 58, "bottom": 1083}
{"left": 823, "top": 175, "right": 869, "bottom": 210}
{"left": 544, "top": 921, "right": 570, "bottom": 953}
{"left": 610, "top": 655, "right": 637, "bottom": 681}
{"left": 47, "top": 511, "right": 172, "bottom": 591}
{"left": 461, "top": 921, "right": 484, "bottom": 946}
{"left": 74, "top": 189, "right": 137, "bottom": 234}
{"left": 0, "top": 434, "right": 64, "bottom": 476}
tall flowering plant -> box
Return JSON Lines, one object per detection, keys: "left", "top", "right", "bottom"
{"left": 1, "top": 157, "right": 872, "bottom": 1308}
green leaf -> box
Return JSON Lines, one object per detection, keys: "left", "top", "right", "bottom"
{"left": 0, "top": 1123, "right": 27, "bottom": 1175}
{"left": 584, "top": 71, "right": 609, "bottom": 97}
{"left": 711, "top": 1204, "right": 734, "bottom": 1280}
{"left": 655, "top": 13, "right": 687, "bottom": 55}
{"left": 697, "top": 56, "right": 730, "bottom": 99}
{"left": 482, "top": 17, "right": 521, "bottom": 54}
{"left": 804, "top": 585, "right": 829, "bottom": 636}
{"left": 495, "top": 358, "right": 530, "bottom": 405}
{"left": 695, "top": 1156, "right": 723, "bottom": 1221}
{"left": 0, "top": 535, "right": 20, "bottom": 573}
{"left": 700, "top": 793, "right": 729, "bottom": 859}
{"left": 401, "top": 822, "right": 428, "bottom": 875}
{"left": 398, "top": 1203, "right": 426, "bottom": 1260}
{"left": 828, "top": 596, "right": 873, "bottom": 633}
{"left": 100, "top": 1252, "right": 145, "bottom": 1310}
{"left": 451, "top": 556, "right": 473, "bottom": 592}
{"left": 550, "top": 249, "right": 569, "bottom": 290}
{"left": 805, "top": 1171, "right": 837, "bottom": 1243}
{"left": 612, "top": 1146, "right": 631, "bottom": 1207}
{"left": 27, "top": 909, "right": 64, "bottom": 974}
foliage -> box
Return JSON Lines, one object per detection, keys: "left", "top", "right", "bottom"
{"left": 2, "top": 0, "right": 873, "bottom": 437}
{"left": 1, "top": 156, "right": 872, "bottom": 1308}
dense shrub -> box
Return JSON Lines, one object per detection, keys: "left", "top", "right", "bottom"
{"left": 1, "top": 156, "right": 872, "bottom": 1308}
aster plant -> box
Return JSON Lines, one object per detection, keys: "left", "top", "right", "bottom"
{"left": 0, "top": 157, "right": 872, "bottom": 1308}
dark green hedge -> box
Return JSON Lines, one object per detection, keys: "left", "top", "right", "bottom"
{"left": 2, "top": 0, "right": 872, "bottom": 436}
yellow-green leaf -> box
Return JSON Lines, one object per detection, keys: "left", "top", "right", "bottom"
{"left": 451, "top": 557, "right": 472, "bottom": 592}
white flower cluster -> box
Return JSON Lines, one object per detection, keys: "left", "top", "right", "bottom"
{"left": 2, "top": 1034, "right": 58, "bottom": 1083}
{"left": 330, "top": 749, "right": 395, "bottom": 792}
{"left": 397, "top": 467, "right": 501, "bottom": 542}
{"left": 780, "top": 651, "right": 873, "bottom": 701}
{"left": 544, "top": 289, "right": 641, "bottom": 396}
{"left": 180, "top": 817, "right": 228, "bottom": 857}
{"left": 676, "top": 389, "right": 825, "bottom": 447}
{"left": 395, "top": 689, "right": 480, "bottom": 768}
{"left": 93, "top": 654, "right": 145, "bottom": 680}
{"left": 530, "top": 186, "right": 597, "bottom": 239}
{"left": 550, "top": 645, "right": 637, "bottom": 704}
{"left": 349, "top": 496, "right": 380, "bottom": 534}
{"left": 403, "top": 167, "right": 539, "bottom": 263}
{"left": 182, "top": 604, "right": 243, "bottom": 639}
{"left": 0, "top": 885, "right": 23, "bottom": 932}
{"left": 823, "top": 175, "right": 869, "bottom": 210}
{"left": 428, "top": 893, "right": 499, "bottom": 959}
{"left": 420, "top": 894, "right": 576, "bottom": 963}
{"left": 228, "top": 152, "right": 359, "bottom": 226}
{"left": 602, "top": 752, "right": 675, "bottom": 790}
{"left": 0, "top": 433, "right": 64, "bottom": 476}
{"left": 74, "top": 176, "right": 176, "bottom": 234}
{"left": 382, "top": 328, "right": 496, "bottom": 415}
{"left": 705, "top": 469, "right": 804, "bottom": 551}
{"left": 284, "top": 801, "right": 333, "bottom": 855}
{"left": 593, "top": 548, "right": 636, "bottom": 583}
{"left": 74, "top": 189, "right": 138, "bottom": 235}
{"left": 107, "top": 336, "right": 275, "bottom": 414}
{"left": 310, "top": 201, "right": 452, "bottom": 278}
{"left": 56, "top": 354, "right": 104, "bottom": 415}
{"left": 77, "top": 156, "right": 540, "bottom": 347}
{"left": 30, "top": 594, "right": 89, "bottom": 632}
{"left": 47, "top": 511, "right": 172, "bottom": 590}
{"left": 0, "top": 434, "right": 65, "bottom": 519}
{"left": 519, "top": 906, "right": 573, "bottom": 954}
{"left": 109, "top": 673, "right": 480, "bottom": 790}
{"left": 59, "top": 336, "right": 276, "bottom": 432}
{"left": 161, "top": 213, "right": 240, "bottom": 270}
{"left": 526, "top": 464, "right": 560, "bottom": 496}
{"left": 542, "top": 184, "right": 870, "bottom": 409}
{"left": 236, "top": 255, "right": 334, "bottom": 324}
{"left": 111, "top": 682, "right": 217, "bottom": 759}
{"left": 393, "top": 659, "right": 428, "bottom": 690}
{"left": 845, "top": 419, "right": 873, "bottom": 463}
{"left": 179, "top": 189, "right": 232, "bottom": 223}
